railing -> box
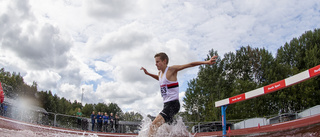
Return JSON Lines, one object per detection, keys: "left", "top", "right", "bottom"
{"left": 2, "top": 99, "right": 320, "bottom": 134}
{"left": 0, "top": 103, "right": 140, "bottom": 133}
{"left": 185, "top": 105, "right": 320, "bottom": 133}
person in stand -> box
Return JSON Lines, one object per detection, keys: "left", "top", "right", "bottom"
{"left": 76, "top": 108, "right": 82, "bottom": 129}
{"left": 3, "top": 104, "right": 7, "bottom": 117}
{"left": 141, "top": 52, "right": 217, "bottom": 136}
{"left": 97, "top": 112, "right": 103, "bottom": 132}
{"left": 0, "top": 103, "right": 3, "bottom": 116}
{"left": 3, "top": 103, "right": 8, "bottom": 117}
{"left": 115, "top": 114, "right": 120, "bottom": 133}
{"left": 103, "top": 112, "right": 109, "bottom": 132}
{"left": 109, "top": 113, "right": 115, "bottom": 133}
{"left": 90, "top": 111, "right": 96, "bottom": 131}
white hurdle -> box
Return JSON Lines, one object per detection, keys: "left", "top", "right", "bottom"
{"left": 215, "top": 65, "right": 320, "bottom": 107}
{"left": 215, "top": 64, "right": 320, "bottom": 135}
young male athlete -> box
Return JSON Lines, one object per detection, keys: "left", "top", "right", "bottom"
{"left": 141, "top": 52, "right": 217, "bottom": 136}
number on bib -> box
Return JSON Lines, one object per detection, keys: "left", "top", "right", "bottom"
{"left": 161, "top": 86, "right": 167, "bottom": 97}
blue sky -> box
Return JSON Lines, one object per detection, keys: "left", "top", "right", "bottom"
{"left": 0, "top": 0, "right": 320, "bottom": 116}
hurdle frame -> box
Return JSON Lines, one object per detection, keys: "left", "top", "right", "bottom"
{"left": 215, "top": 64, "right": 320, "bottom": 136}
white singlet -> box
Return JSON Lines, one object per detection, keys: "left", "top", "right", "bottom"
{"left": 159, "top": 66, "right": 179, "bottom": 103}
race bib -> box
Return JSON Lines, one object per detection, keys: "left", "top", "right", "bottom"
{"left": 160, "top": 85, "right": 167, "bottom": 97}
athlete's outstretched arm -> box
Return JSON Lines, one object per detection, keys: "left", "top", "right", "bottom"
{"left": 140, "top": 67, "right": 159, "bottom": 80}
{"left": 172, "top": 55, "right": 218, "bottom": 72}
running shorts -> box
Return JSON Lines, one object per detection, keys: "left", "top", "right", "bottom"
{"left": 159, "top": 100, "right": 180, "bottom": 124}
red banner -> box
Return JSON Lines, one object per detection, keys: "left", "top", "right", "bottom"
{"left": 0, "top": 82, "right": 4, "bottom": 103}
{"left": 229, "top": 93, "right": 245, "bottom": 104}
{"left": 0, "top": 82, "right": 2, "bottom": 91}
{"left": 264, "top": 80, "right": 286, "bottom": 94}
{"left": 309, "top": 65, "right": 320, "bottom": 78}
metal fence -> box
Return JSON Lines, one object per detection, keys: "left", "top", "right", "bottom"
{"left": 3, "top": 98, "right": 320, "bottom": 134}
{"left": 41, "top": 112, "right": 141, "bottom": 133}
{"left": 184, "top": 121, "right": 235, "bottom": 133}
{"left": 186, "top": 105, "right": 320, "bottom": 133}
{"left": 0, "top": 101, "right": 140, "bottom": 133}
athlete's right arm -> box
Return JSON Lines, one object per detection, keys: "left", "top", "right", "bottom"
{"left": 140, "top": 67, "right": 159, "bottom": 80}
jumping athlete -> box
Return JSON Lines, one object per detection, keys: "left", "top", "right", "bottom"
{"left": 141, "top": 52, "right": 217, "bottom": 136}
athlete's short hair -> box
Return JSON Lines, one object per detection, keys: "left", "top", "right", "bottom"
{"left": 154, "top": 52, "right": 169, "bottom": 64}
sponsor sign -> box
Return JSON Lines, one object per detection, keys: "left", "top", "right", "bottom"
{"left": 264, "top": 80, "right": 286, "bottom": 94}
{"left": 309, "top": 65, "right": 320, "bottom": 78}
{"left": 229, "top": 93, "right": 245, "bottom": 104}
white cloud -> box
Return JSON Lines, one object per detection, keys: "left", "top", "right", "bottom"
{"left": 94, "top": 61, "right": 113, "bottom": 72}
{"left": 88, "top": 22, "right": 152, "bottom": 56}
{"left": 179, "top": 91, "right": 186, "bottom": 112}
{"left": 1, "top": 0, "right": 320, "bottom": 117}
{"left": 85, "top": 0, "right": 137, "bottom": 20}
{"left": 24, "top": 70, "right": 61, "bottom": 90}
{"left": 58, "top": 83, "right": 80, "bottom": 102}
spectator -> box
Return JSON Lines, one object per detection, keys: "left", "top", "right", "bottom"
{"left": 76, "top": 108, "right": 82, "bottom": 129}
{"left": 109, "top": 113, "right": 114, "bottom": 133}
{"left": 90, "top": 111, "right": 96, "bottom": 131}
{"left": 103, "top": 112, "right": 109, "bottom": 132}
{"left": 97, "top": 112, "right": 103, "bottom": 131}
{"left": 3, "top": 104, "right": 7, "bottom": 117}
{"left": 0, "top": 103, "right": 3, "bottom": 116}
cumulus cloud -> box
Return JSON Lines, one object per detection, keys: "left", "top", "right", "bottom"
{"left": 24, "top": 70, "right": 61, "bottom": 90}
{"left": 94, "top": 61, "right": 113, "bottom": 72}
{"left": 85, "top": 0, "right": 137, "bottom": 19}
{"left": 88, "top": 22, "right": 152, "bottom": 56}
{"left": 1, "top": 0, "right": 320, "bottom": 116}
{"left": 1, "top": 1, "right": 72, "bottom": 71}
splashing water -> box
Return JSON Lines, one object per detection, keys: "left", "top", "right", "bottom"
{"left": 137, "top": 116, "right": 193, "bottom": 137}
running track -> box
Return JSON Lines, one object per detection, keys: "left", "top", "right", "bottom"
{"left": 194, "top": 113, "right": 320, "bottom": 136}
{"left": 1, "top": 114, "right": 320, "bottom": 137}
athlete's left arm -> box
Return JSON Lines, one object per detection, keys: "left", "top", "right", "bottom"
{"left": 171, "top": 56, "right": 218, "bottom": 72}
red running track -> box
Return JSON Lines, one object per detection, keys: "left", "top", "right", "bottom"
{"left": 1, "top": 114, "right": 320, "bottom": 137}
{"left": 194, "top": 113, "right": 320, "bottom": 137}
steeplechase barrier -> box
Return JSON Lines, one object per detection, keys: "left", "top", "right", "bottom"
{"left": 215, "top": 64, "right": 320, "bottom": 135}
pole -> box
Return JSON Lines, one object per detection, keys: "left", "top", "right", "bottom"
{"left": 221, "top": 105, "right": 227, "bottom": 136}
{"left": 81, "top": 88, "right": 84, "bottom": 104}
{"left": 54, "top": 113, "right": 57, "bottom": 127}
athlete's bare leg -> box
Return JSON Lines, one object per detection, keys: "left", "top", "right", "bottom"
{"left": 148, "top": 114, "right": 165, "bottom": 137}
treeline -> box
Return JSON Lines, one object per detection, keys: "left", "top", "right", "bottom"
{"left": 182, "top": 29, "right": 320, "bottom": 122}
{"left": 0, "top": 69, "right": 142, "bottom": 121}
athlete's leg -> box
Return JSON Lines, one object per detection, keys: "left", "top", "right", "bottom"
{"left": 148, "top": 114, "right": 165, "bottom": 137}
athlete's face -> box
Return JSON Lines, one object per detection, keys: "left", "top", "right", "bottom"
{"left": 155, "top": 57, "right": 166, "bottom": 70}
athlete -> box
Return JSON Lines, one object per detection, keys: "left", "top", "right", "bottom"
{"left": 141, "top": 52, "right": 217, "bottom": 136}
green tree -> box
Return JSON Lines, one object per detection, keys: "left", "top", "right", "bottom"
{"left": 121, "top": 111, "right": 143, "bottom": 121}
{"left": 81, "top": 104, "right": 94, "bottom": 117}
{"left": 107, "top": 102, "right": 123, "bottom": 115}
{"left": 183, "top": 49, "right": 224, "bottom": 122}
{"left": 95, "top": 102, "right": 108, "bottom": 113}
{"left": 275, "top": 29, "right": 320, "bottom": 113}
